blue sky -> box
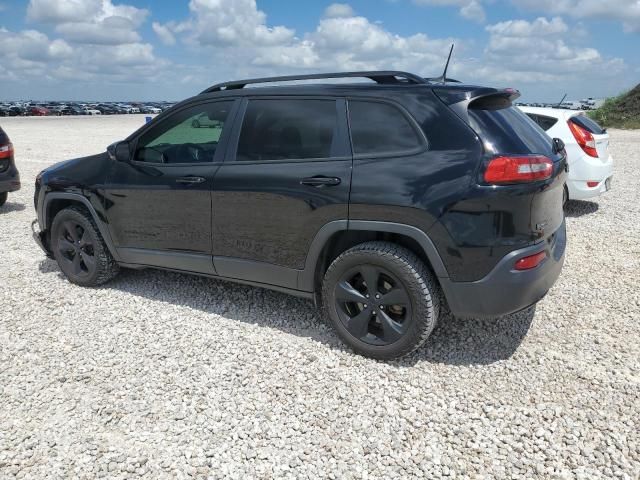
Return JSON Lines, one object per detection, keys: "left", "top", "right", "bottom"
{"left": 0, "top": 0, "right": 638, "bottom": 102}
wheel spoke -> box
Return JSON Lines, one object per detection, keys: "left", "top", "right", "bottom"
{"left": 80, "top": 251, "right": 95, "bottom": 271}
{"left": 72, "top": 253, "right": 82, "bottom": 274}
{"left": 378, "top": 310, "right": 404, "bottom": 343}
{"left": 79, "top": 229, "right": 92, "bottom": 248}
{"left": 345, "top": 309, "right": 371, "bottom": 339}
{"left": 335, "top": 281, "right": 367, "bottom": 304}
{"left": 380, "top": 287, "right": 410, "bottom": 306}
{"left": 360, "top": 265, "right": 379, "bottom": 295}
{"left": 58, "top": 238, "right": 75, "bottom": 253}
{"left": 64, "top": 221, "right": 79, "bottom": 242}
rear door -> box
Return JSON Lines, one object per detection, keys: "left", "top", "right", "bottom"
{"left": 211, "top": 97, "right": 352, "bottom": 288}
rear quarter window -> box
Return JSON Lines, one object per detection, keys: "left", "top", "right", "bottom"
{"left": 570, "top": 114, "right": 606, "bottom": 135}
{"left": 525, "top": 113, "right": 558, "bottom": 132}
{"left": 348, "top": 100, "right": 425, "bottom": 156}
{"left": 468, "top": 101, "right": 554, "bottom": 156}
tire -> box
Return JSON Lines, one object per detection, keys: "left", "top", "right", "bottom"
{"left": 0, "top": 192, "right": 7, "bottom": 207}
{"left": 51, "top": 206, "right": 119, "bottom": 286}
{"left": 563, "top": 184, "right": 569, "bottom": 207}
{"left": 322, "top": 241, "right": 440, "bottom": 360}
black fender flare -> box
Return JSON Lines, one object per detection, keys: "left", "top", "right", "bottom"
{"left": 298, "top": 220, "right": 449, "bottom": 292}
{"left": 41, "top": 192, "right": 121, "bottom": 262}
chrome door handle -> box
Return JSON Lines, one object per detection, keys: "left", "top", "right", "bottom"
{"left": 176, "top": 176, "right": 206, "bottom": 184}
{"left": 300, "top": 176, "right": 341, "bottom": 187}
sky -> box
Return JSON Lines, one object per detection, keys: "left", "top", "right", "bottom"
{"left": 0, "top": 0, "right": 638, "bottom": 102}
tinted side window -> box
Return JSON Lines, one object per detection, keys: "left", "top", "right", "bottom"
{"left": 570, "top": 115, "right": 606, "bottom": 135}
{"left": 468, "top": 103, "right": 554, "bottom": 156}
{"left": 237, "top": 99, "right": 337, "bottom": 161}
{"left": 135, "top": 101, "right": 234, "bottom": 164}
{"left": 348, "top": 100, "right": 423, "bottom": 156}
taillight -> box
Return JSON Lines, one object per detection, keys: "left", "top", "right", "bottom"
{"left": 568, "top": 120, "right": 598, "bottom": 157}
{"left": 514, "top": 251, "right": 546, "bottom": 271}
{"left": 484, "top": 155, "right": 553, "bottom": 185}
{"left": 0, "top": 142, "right": 14, "bottom": 159}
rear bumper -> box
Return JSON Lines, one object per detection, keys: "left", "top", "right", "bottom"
{"left": 567, "top": 153, "right": 613, "bottom": 200}
{"left": 0, "top": 167, "right": 21, "bottom": 193}
{"left": 441, "top": 220, "right": 566, "bottom": 319}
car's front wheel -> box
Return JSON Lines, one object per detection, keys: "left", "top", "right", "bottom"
{"left": 322, "top": 241, "right": 440, "bottom": 360}
{"left": 51, "top": 206, "right": 119, "bottom": 286}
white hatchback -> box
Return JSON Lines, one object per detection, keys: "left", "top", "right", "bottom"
{"left": 519, "top": 106, "right": 613, "bottom": 202}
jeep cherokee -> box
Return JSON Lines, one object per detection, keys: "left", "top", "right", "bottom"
{"left": 32, "top": 71, "right": 567, "bottom": 359}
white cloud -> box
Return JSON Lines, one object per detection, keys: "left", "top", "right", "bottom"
{"left": 152, "top": 21, "right": 176, "bottom": 46}
{"left": 413, "top": 0, "right": 486, "bottom": 23}
{"left": 482, "top": 16, "right": 625, "bottom": 83}
{"left": 510, "top": 0, "right": 640, "bottom": 32}
{"left": 324, "top": 3, "right": 356, "bottom": 18}
{"left": 486, "top": 17, "right": 568, "bottom": 36}
{"left": 27, "top": 0, "right": 149, "bottom": 45}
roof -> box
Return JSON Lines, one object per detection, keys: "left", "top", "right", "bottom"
{"left": 518, "top": 106, "right": 584, "bottom": 119}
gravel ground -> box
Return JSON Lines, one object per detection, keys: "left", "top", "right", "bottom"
{"left": 1, "top": 115, "right": 638, "bottom": 479}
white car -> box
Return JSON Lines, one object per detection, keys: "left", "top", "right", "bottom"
{"left": 519, "top": 106, "right": 613, "bottom": 202}
{"left": 83, "top": 108, "right": 101, "bottom": 116}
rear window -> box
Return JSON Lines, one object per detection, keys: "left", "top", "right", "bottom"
{"left": 348, "top": 100, "right": 424, "bottom": 156}
{"left": 570, "top": 114, "right": 606, "bottom": 135}
{"left": 525, "top": 113, "right": 558, "bottom": 132}
{"left": 468, "top": 100, "right": 554, "bottom": 156}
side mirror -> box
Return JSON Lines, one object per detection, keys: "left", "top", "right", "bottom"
{"left": 552, "top": 137, "right": 565, "bottom": 155}
{"left": 107, "top": 141, "right": 131, "bottom": 162}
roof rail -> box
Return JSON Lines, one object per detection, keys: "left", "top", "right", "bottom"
{"left": 201, "top": 71, "right": 429, "bottom": 94}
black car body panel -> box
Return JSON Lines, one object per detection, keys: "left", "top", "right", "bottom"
{"left": 0, "top": 127, "right": 21, "bottom": 195}
{"left": 33, "top": 73, "right": 566, "bottom": 318}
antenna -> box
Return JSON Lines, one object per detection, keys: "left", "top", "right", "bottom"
{"left": 556, "top": 93, "right": 567, "bottom": 107}
{"left": 435, "top": 44, "right": 454, "bottom": 84}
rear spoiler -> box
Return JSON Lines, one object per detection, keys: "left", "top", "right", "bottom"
{"left": 433, "top": 86, "right": 521, "bottom": 124}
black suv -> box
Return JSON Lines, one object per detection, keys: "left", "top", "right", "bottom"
{"left": 0, "top": 126, "right": 20, "bottom": 207}
{"left": 33, "top": 71, "right": 567, "bottom": 359}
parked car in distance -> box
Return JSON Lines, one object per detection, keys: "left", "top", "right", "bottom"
{"left": 519, "top": 106, "right": 613, "bottom": 202}
{"left": 191, "top": 112, "right": 222, "bottom": 128}
{"left": 0, "top": 126, "right": 20, "bottom": 207}
{"left": 83, "top": 108, "right": 102, "bottom": 116}
{"left": 32, "top": 71, "right": 568, "bottom": 359}
{"left": 29, "top": 106, "right": 49, "bottom": 116}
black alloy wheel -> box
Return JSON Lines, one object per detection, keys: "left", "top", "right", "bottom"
{"left": 51, "top": 206, "right": 119, "bottom": 286}
{"left": 335, "top": 265, "right": 412, "bottom": 346}
{"left": 322, "top": 241, "right": 440, "bottom": 359}
{"left": 56, "top": 220, "right": 96, "bottom": 278}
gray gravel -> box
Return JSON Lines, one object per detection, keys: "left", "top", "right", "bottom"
{"left": 1, "top": 115, "right": 639, "bottom": 479}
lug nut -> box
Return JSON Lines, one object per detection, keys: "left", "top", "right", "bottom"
{"left": 375, "top": 294, "right": 380, "bottom": 299}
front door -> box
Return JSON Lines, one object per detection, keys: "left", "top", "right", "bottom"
{"left": 212, "top": 97, "right": 352, "bottom": 288}
{"left": 104, "top": 99, "right": 238, "bottom": 272}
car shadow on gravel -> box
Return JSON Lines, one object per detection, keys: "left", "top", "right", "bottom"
{"left": 564, "top": 200, "right": 599, "bottom": 217}
{"left": 0, "top": 202, "right": 26, "bottom": 214}
{"left": 38, "top": 259, "right": 535, "bottom": 367}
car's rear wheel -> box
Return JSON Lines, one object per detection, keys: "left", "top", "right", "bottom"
{"left": 322, "top": 241, "right": 440, "bottom": 360}
{"left": 0, "top": 192, "right": 7, "bottom": 207}
{"left": 51, "top": 206, "right": 119, "bottom": 286}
